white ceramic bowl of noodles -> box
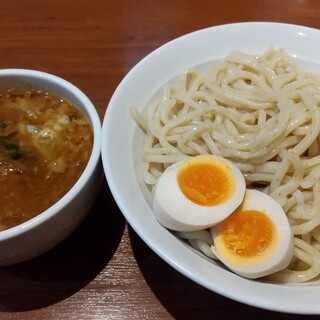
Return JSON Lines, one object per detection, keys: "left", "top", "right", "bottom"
{"left": 0, "top": 69, "right": 102, "bottom": 265}
{"left": 102, "top": 22, "right": 320, "bottom": 314}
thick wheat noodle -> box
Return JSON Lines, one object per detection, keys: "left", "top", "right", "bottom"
{"left": 131, "top": 47, "right": 320, "bottom": 283}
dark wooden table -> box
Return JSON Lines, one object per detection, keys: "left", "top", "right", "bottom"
{"left": 1, "top": 1, "right": 320, "bottom": 319}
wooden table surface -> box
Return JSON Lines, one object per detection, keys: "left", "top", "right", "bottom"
{"left": 1, "top": 1, "right": 320, "bottom": 319}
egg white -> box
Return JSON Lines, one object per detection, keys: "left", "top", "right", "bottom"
{"left": 152, "top": 155, "right": 246, "bottom": 232}
{"left": 211, "top": 189, "right": 294, "bottom": 279}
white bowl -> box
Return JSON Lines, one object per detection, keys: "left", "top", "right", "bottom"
{"left": 102, "top": 22, "right": 320, "bottom": 314}
{"left": 0, "top": 69, "right": 102, "bottom": 265}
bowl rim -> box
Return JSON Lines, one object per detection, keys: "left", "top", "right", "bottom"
{"left": 0, "top": 68, "right": 101, "bottom": 240}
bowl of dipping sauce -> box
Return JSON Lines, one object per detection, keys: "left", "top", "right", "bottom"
{"left": 0, "top": 69, "right": 101, "bottom": 265}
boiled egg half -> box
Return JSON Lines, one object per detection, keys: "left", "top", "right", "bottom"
{"left": 152, "top": 155, "right": 246, "bottom": 232}
{"left": 211, "top": 189, "right": 294, "bottom": 279}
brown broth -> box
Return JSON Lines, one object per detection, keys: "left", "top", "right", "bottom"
{"left": 0, "top": 89, "right": 93, "bottom": 230}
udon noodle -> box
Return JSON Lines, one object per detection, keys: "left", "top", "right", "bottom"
{"left": 131, "top": 47, "right": 320, "bottom": 283}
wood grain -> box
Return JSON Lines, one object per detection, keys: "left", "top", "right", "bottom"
{"left": 1, "top": 1, "right": 320, "bottom": 319}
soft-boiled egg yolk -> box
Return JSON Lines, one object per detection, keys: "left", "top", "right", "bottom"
{"left": 152, "top": 155, "right": 246, "bottom": 232}
{"left": 217, "top": 208, "right": 278, "bottom": 265}
{"left": 177, "top": 158, "right": 235, "bottom": 206}
{"left": 211, "top": 189, "right": 294, "bottom": 279}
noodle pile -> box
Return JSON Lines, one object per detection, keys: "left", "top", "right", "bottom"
{"left": 131, "top": 47, "right": 320, "bottom": 283}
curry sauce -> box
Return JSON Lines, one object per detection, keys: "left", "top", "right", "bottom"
{"left": 0, "top": 89, "right": 93, "bottom": 230}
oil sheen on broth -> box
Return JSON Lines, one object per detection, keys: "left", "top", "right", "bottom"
{"left": 0, "top": 89, "right": 93, "bottom": 231}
